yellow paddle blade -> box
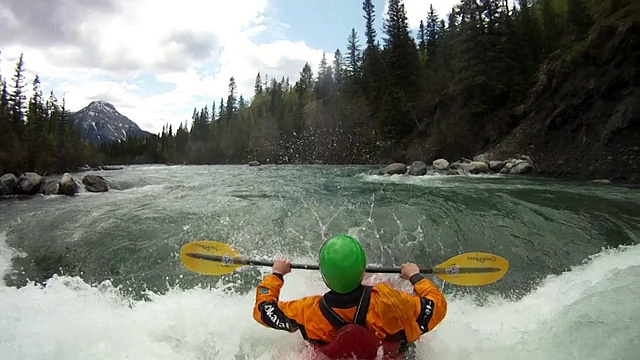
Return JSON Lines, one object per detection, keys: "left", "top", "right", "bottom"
{"left": 179, "top": 240, "right": 242, "bottom": 275}
{"left": 432, "top": 252, "right": 510, "bottom": 286}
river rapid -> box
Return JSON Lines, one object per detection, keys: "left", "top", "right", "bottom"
{"left": 1, "top": 164, "right": 639, "bottom": 359}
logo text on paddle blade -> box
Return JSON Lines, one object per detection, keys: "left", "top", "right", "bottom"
{"left": 466, "top": 255, "right": 496, "bottom": 264}
{"left": 195, "top": 243, "right": 221, "bottom": 252}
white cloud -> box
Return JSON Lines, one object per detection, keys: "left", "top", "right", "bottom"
{"left": 211, "top": 39, "right": 325, "bottom": 101}
{"left": 0, "top": 0, "right": 325, "bottom": 134}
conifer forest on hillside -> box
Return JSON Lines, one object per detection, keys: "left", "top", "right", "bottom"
{"left": 1, "top": 0, "right": 638, "bottom": 181}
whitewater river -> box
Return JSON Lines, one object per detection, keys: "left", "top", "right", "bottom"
{"left": 1, "top": 164, "right": 639, "bottom": 359}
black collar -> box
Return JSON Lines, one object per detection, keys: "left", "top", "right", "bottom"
{"left": 322, "top": 284, "right": 367, "bottom": 308}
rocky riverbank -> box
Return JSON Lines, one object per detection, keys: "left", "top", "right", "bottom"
{"left": 378, "top": 154, "right": 536, "bottom": 177}
{"left": 485, "top": 6, "right": 640, "bottom": 183}
{"left": 0, "top": 172, "right": 111, "bottom": 200}
{"left": 400, "top": 1, "right": 639, "bottom": 184}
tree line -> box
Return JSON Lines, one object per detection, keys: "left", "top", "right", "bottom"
{"left": 0, "top": 52, "right": 100, "bottom": 175}
{"left": 2, "top": 0, "right": 600, "bottom": 173}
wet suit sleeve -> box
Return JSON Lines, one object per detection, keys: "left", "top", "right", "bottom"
{"left": 403, "top": 274, "right": 448, "bottom": 342}
{"left": 252, "top": 273, "right": 312, "bottom": 333}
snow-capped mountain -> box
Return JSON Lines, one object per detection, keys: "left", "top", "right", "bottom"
{"left": 69, "top": 100, "right": 153, "bottom": 144}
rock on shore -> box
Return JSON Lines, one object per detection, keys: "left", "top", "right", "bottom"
{"left": 0, "top": 171, "right": 110, "bottom": 199}
{"left": 378, "top": 154, "right": 536, "bottom": 176}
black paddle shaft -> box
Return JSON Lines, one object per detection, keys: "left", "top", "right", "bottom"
{"left": 185, "top": 252, "right": 501, "bottom": 274}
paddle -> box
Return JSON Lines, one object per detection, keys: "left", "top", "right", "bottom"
{"left": 179, "top": 240, "right": 509, "bottom": 286}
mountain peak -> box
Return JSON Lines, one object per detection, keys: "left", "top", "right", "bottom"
{"left": 87, "top": 100, "right": 115, "bottom": 108}
{"left": 85, "top": 100, "right": 118, "bottom": 114}
{"left": 70, "top": 100, "right": 153, "bottom": 144}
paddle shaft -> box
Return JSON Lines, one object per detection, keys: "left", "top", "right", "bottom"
{"left": 185, "top": 252, "right": 502, "bottom": 274}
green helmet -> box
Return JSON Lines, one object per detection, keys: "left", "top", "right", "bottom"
{"left": 319, "top": 235, "right": 367, "bottom": 294}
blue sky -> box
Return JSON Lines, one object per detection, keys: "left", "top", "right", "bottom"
{"left": 262, "top": 0, "right": 384, "bottom": 51}
{"left": 260, "top": 0, "right": 459, "bottom": 56}
{"left": 0, "top": 0, "right": 459, "bottom": 134}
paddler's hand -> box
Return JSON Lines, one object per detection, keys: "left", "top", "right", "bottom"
{"left": 400, "top": 263, "right": 420, "bottom": 280}
{"left": 273, "top": 259, "right": 291, "bottom": 276}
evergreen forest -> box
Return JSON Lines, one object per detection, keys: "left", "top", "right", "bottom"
{"left": 0, "top": 0, "right": 607, "bottom": 174}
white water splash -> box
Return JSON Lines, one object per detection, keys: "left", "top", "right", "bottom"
{"left": 420, "top": 244, "right": 640, "bottom": 360}
{"left": 359, "top": 173, "right": 506, "bottom": 188}
{"left": 1, "top": 230, "right": 639, "bottom": 360}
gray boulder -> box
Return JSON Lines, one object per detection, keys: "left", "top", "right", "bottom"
{"left": 450, "top": 161, "right": 490, "bottom": 174}
{"left": 40, "top": 179, "right": 60, "bottom": 195}
{"left": 432, "top": 159, "right": 450, "bottom": 170}
{"left": 381, "top": 163, "right": 407, "bottom": 175}
{"left": 488, "top": 161, "right": 506, "bottom": 172}
{"left": 58, "top": 173, "right": 80, "bottom": 196}
{"left": 0, "top": 173, "right": 18, "bottom": 195}
{"left": 17, "top": 172, "right": 43, "bottom": 195}
{"left": 510, "top": 162, "right": 534, "bottom": 174}
{"left": 408, "top": 161, "right": 427, "bottom": 176}
{"left": 82, "top": 175, "right": 109, "bottom": 192}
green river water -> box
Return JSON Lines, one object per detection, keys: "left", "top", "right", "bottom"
{"left": 1, "top": 164, "right": 639, "bottom": 359}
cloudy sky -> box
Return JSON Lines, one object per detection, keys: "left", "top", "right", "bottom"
{"left": 0, "top": 0, "right": 458, "bottom": 134}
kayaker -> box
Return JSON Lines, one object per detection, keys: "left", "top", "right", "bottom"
{"left": 252, "top": 234, "right": 448, "bottom": 359}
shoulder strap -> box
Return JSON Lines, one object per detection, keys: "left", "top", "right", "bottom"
{"left": 319, "top": 297, "right": 347, "bottom": 329}
{"left": 319, "top": 285, "right": 373, "bottom": 329}
{"left": 353, "top": 285, "right": 372, "bottom": 326}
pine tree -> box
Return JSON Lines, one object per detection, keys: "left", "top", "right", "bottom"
{"left": 254, "top": 72, "right": 263, "bottom": 97}
{"left": 26, "top": 75, "right": 46, "bottom": 170}
{"left": 295, "top": 62, "right": 314, "bottom": 98}
{"left": 318, "top": 52, "right": 329, "bottom": 82}
{"left": 425, "top": 4, "right": 441, "bottom": 63}
{"left": 515, "top": 0, "right": 542, "bottom": 89}
{"left": 345, "top": 28, "right": 362, "bottom": 79}
{"left": 567, "top": 0, "right": 595, "bottom": 39}
{"left": 9, "top": 53, "right": 27, "bottom": 132}
{"left": 362, "top": 0, "right": 377, "bottom": 47}
{"left": 379, "top": 0, "right": 422, "bottom": 139}
{"left": 359, "top": 0, "right": 387, "bottom": 131}
{"left": 540, "top": 0, "right": 562, "bottom": 54}
{"left": 418, "top": 20, "right": 426, "bottom": 53}
{"left": 226, "top": 77, "right": 237, "bottom": 120}
{"left": 190, "top": 105, "right": 209, "bottom": 142}
{"left": 333, "top": 49, "right": 344, "bottom": 84}
{"left": 0, "top": 54, "right": 10, "bottom": 149}
{"left": 316, "top": 53, "right": 334, "bottom": 100}
{"left": 219, "top": 97, "right": 225, "bottom": 119}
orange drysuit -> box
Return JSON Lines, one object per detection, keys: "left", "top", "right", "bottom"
{"left": 252, "top": 272, "right": 447, "bottom": 353}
